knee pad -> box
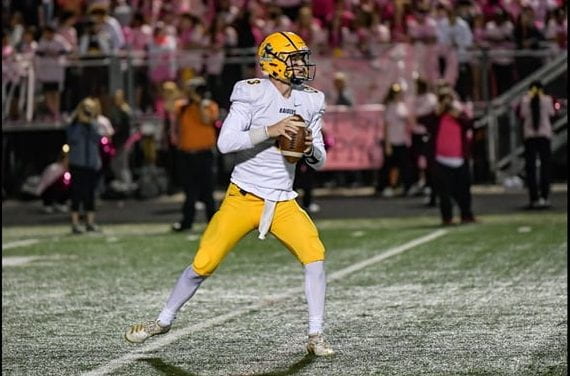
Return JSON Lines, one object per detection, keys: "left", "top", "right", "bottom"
{"left": 192, "top": 251, "right": 216, "bottom": 276}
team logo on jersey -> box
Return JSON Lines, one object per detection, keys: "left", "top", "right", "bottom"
{"left": 279, "top": 108, "right": 296, "bottom": 114}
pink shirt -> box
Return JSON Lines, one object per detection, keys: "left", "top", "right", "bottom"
{"left": 520, "top": 94, "right": 555, "bottom": 139}
{"left": 124, "top": 25, "right": 152, "bottom": 51}
{"left": 436, "top": 114, "right": 463, "bottom": 158}
{"left": 408, "top": 17, "right": 438, "bottom": 43}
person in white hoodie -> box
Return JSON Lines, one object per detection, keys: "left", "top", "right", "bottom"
{"left": 124, "top": 31, "right": 334, "bottom": 357}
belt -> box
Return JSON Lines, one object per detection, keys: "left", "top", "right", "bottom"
{"left": 233, "top": 184, "right": 276, "bottom": 240}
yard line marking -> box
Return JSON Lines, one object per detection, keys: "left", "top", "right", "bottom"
{"left": 2, "top": 239, "right": 39, "bottom": 250}
{"left": 82, "top": 229, "right": 447, "bottom": 376}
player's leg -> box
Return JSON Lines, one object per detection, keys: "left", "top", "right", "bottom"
{"left": 270, "top": 200, "right": 334, "bottom": 356}
{"left": 125, "top": 184, "right": 260, "bottom": 343}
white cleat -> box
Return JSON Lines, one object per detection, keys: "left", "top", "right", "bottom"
{"left": 306, "top": 333, "right": 335, "bottom": 356}
{"left": 124, "top": 320, "right": 171, "bottom": 343}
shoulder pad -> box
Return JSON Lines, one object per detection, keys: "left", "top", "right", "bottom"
{"left": 300, "top": 84, "right": 320, "bottom": 94}
{"left": 230, "top": 78, "right": 266, "bottom": 104}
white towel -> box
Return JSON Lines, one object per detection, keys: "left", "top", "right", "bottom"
{"left": 258, "top": 199, "right": 277, "bottom": 240}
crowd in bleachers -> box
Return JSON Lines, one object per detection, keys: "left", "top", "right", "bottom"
{"left": 2, "top": 0, "right": 567, "bottom": 225}
{"left": 2, "top": 0, "right": 567, "bottom": 121}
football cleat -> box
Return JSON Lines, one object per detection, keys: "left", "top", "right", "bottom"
{"left": 306, "top": 333, "right": 335, "bottom": 356}
{"left": 124, "top": 320, "right": 171, "bottom": 343}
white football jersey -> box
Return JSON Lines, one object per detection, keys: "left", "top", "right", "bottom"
{"left": 217, "top": 78, "right": 327, "bottom": 202}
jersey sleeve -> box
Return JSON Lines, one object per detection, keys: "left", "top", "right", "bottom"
{"left": 305, "top": 91, "right": 327, "bottom": 170}
{"left": 217, "top": 80, "right": 268, "bottom": 154}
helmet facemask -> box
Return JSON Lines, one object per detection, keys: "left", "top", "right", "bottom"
{"left": 283, "top": 50, "right": 316, "bottom": 85}
{"left": 263, "top": 46, "right": 316, "bottom": 85}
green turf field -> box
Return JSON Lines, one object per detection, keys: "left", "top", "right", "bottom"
{"left": 2, "top": 213, "right": 567, "bottom": 375}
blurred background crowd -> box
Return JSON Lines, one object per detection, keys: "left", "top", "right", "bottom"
{"left": 1, "top": 0, "right": 568, "bottom": 229}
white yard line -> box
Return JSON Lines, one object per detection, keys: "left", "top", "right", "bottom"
{"left": 82, "top": 229, "right": 447, "bottom": 376}
{"left": 2, "top": 239, "right": 39, "bottom": 250}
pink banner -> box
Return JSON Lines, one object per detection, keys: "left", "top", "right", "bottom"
{"left": 322, "top": 105, "right": 385, "bottom": 171}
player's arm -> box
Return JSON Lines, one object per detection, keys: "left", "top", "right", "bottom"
{"left": 217, "top": 81, "right": 303, "bottom": 154}
{"left": 304, "top": 94, "right": 327, "bottom": 170}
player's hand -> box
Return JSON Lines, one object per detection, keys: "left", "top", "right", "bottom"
{"left": 266, "top": 116, "right": 304, "bottom": 140}
{"left": 304, "top": 127, "right": 313, "bottom": 154}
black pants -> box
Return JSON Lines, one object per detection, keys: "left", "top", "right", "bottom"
{"left": 178, "top": 150, "right": 216, "bottom": 228}
{"left": 70, "top": 165, "right": 99, "bottom": 212}
{"left": 432, "top": 161, "right": 474, "bottom": 221}
{"left": 524, "top": 137, "right": 551, "bottom": 203}
{"left": 455, "top": 63, "right": 473, "bottom": 101}
{"left": 295, "top": 160, "right": 315, "bottom": 208}
{"left": 377, "top": 145, "right": 414, "bottom": 193}
{"left": 492, "top": 63, "right": 515, "bottom": 96}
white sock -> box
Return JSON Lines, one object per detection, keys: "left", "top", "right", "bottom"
{"left": 304, "top": 261, "right": 326, "bottom": 335}
{"left": 157, "top": 266, "right": 207, "bottom": 326}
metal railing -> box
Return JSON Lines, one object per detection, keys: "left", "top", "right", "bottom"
{"left": 472, "top": 51, "right": 568, "bottom": 181}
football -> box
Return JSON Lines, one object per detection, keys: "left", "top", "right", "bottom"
{"left": 278, "top": 114, "right": 307, "bottom": 163}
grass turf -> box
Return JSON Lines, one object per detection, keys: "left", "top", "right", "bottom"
{"left": 2, "top": 213, "right": 567, "bottom": 375}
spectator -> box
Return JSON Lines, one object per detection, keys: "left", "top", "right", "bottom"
{"left": 16, "top": 27, "right": 38, "bottom": 58}
{"left": 262, "top": 5, "right": 293, "bottom": 35}
{"left": 177, "top": 14, "right": 207, "bottom": 82}
{"left": 295, "top": 155, "right": 321, "bottom": 213}
{"left": 205, "top": 15, "right": 238, "bottom": 102}
{"left": 312, "top": 0, "right": 336, "bottom": 26}
{"left": 408, "top": 6, "right": 439, "bottom": 83}
{"left": 544, "top": 7, "right": 567, "bottom": 52}
{"left": 294, "top": 6, "right": 326, "bottom": 54}
{"left": 78, "top": 20, "right": 112, "bottom": 98}
{"left": 36, "top": 25, "right": 72, "bottom": 122}
{"left": 377, "top": 83, "right": 414, "bottom": 197}
{"left": 274, "top": 0, "right": 305, "bottom": 21}
{"left": 367, "top": 11, "right": 392, "bottom": 57}
{"left": 327, "top": 0, "right": 355, "bottom": 55}
{"left": 171, "top": 77, "right": 219, "bottom": 232}
{"left": 485, "top": 9, "right": 515, "bottom": 95}
{"left": 422, "top": 88, "right": 476, "bottom": 225}
{"left": 148, "top": 22, "right": 178, "bottom": 90}
{"left": 331, "top": 71, "right": 354, "bottom": 106}
{"left": 108, "top": 89, "right": 134, "bottom": 193}
{"left": 57, "top": 11, "right": 79, "bottom": 49}
{"left": 518, "top": 81, "right": 555, "bottom": 209}
{"left": 35, "top": 148, "right": 71, "bottom": 214}
{"left": 155, "top": 81, "right": 185, "bottom": 193}
{"left": 216, "top": 0, "right": 240, "bottom": 26}
{"left": 88, "top": 3, "right": 125, "bottom": 51}
{"left": 436, "top": 7, "right": 474, "bottom": 100}
{"left": 514, "top": 7, "right": 545, "bottom": 80}
{"left": 8, "top": 11, "right": 25, "bottom": 47}
{"left": 92, "top": 97, "right": 114, "bottom": 137}
{"left": 113, "top": 0, "right": 133, "bottom": 28}
{"left": 66, "top": 97, "right": 102, "bottom": 234}
{"left": 471, "top": 13, "right": 487, "bottom": 101}
{"left": 411, "top": 77, "right": 438, "bottom": 201}
{"left": 123, "top": 12, "right": 152, "bottom": 112}
{"left": 38, "top": 0, "right": 55, "bottom": 28}
{"left": 92, "top": 97, "right": 115, "bottom": 190}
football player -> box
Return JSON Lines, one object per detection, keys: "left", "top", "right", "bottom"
{"left": 125, "top": 31, "right": 334, "bottom": 356}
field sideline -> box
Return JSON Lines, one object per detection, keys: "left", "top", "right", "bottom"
{"left": 2, "top": 213, "right": 567, "bottom": 375}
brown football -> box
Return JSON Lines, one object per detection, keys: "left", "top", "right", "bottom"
{"left": 278, "top": 114, "right": 307, "bottom": 163}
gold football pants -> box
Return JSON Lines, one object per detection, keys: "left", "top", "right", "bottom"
{"left": 192, "top": 183, "right": 325, "bottom": 276}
